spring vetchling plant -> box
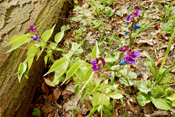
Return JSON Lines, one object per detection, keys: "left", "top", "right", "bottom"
{"left": 5, "top": 7, "right": 175, "bottom": 116}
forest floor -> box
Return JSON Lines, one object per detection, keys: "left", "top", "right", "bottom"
{"left": 28, "top": 0, "right": 175, "bottom": 117}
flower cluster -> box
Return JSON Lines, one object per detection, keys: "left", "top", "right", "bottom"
{"left": 91, "top": 57, "right": 111, "bottom": 77}
{"left": 29, "top": 25, "right": 40, "bottom": 42}
{"left": 119, "top": 45, "right": 140, "bottom": 65}
{"left": 125, "top": 9, "right": 141, "bottom": 35}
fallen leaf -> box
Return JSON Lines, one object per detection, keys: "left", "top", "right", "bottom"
{"left": 62, "top": 90, "right": 74, "bottom": 95}
{"left": 53, "top": 87, "right": 63, "bottom": 101}
{"left": 84, "top": 100, "right": 92, "bottom": 109}
{"left": 41, "top": 82, "right": 49, "bottom": 94}
{"left": 155, "top": 57, "right": 164, "bottom": 66}
{"left": 76, "top": 113, "right": 83, "bottom": 117}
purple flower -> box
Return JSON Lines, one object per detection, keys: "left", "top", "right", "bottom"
{"left": 91, "top": 57, "right": 105, "bottom": 71}
{"left": 119, "top": 45, "right": 128, "bottom": 52}
{"left": 132, "top": 9, "right": 140, "bottom": 17}
{"left": 30, "top": 25, "right": 36, "bottom": 32}
{"left": 119, "top": 59, "right": 127, "bottom": 65}
{"left": 91, "top": 59, "right": 100, "bottom": 71}
{"left": 31, "top": 36, "right": 40, "bottom": 42}
{"left": 99, "top": 57, "right": 105, "bottom": 66}
{"left": 124, "top": 49, "right": 140, "bottom": 64}
{"left": 125, "top": 9, "right": 140, "bottom": 24}
{"left": 125, "top": 15, "right": 131, "bottom": 24}
{"left": 133, "top": 25, "right": 141, "bottom": 31}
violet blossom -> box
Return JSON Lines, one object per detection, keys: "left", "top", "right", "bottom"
{"left": 91, "top": 57, "right": 111, "bottom": 77}
{"left": 119, "top": 46, "right": 140, "bottom": 65}
{"left": 119, "top": 45, "right": 128, "bottom": 51}
{"left": 29, "top": 25, "right": 40, "bottom": 42}
{"left": 124, "top": 49, "right": 140, "bottom": 64}
{"left": 132, "top": 9, "right": 140, "bottom": 17}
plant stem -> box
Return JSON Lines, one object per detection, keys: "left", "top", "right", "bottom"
{"left": 101, "top": 77, "right": 106, "bottom": 117}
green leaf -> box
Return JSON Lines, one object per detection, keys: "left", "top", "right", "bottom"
{"left": 49, "top": 42, "right": 57, "bottom": 50}
{"left": 52, "top": 61, "right": 69, "bottom": 86}
{"left": 160, "top": 73, "right": 174, "bottom": 84}
{"left": 44, "top": 57, "right": 68, "bottom": 76}
{"left": 151, "top": 97, "right": 172, "bottom": 110}
{"left": 81, "top": 88, "right": 88, "bottom": 101}
{"left": 91, "top": 41, "right": 100, "bottom": 59}
{"left": 119, "top": 77, "right": 134, "bottom": 86}
{"left": 137, "top": 80, "right": 151, "bottom": 93}
{"left": 54, "top": 30, "right": 64, "bottom": 44}
{"left": 151, "top": 85, "right": 165, "bottom": 98}
{"left": 103, "top": 104, "right": 112, "bottom": 116}
{"left": 159, "top": 23, "right": 175, "bottom": 74}
{"left": 27, "top": 57, "right": 34, "bottom": 71}
{"left": 41, "top": 25, "right": 55, "bottom": 42}
{"left": 108, "top": 92, "right": 123, "bottom": 99}
{"left": 18, "top": 63, "right": 27, "bottom": 82}
{"left": 75, "top": 68, "right": 85, "bottom": 81}
{"left": 61, "top": 61, "right": 82, "bottom": 85}
{"left": 74, "top": 85, "right": 80, "bottom": 96}
{"left": 88, "top": 105, "right": 99, "bottom": 116}
{"left": 6, "top": 37, "right": 32, "bottom": 53}
{"left": 136, "top": 92, "right": 151, "bottom": 106}
{"left": 32, "top": 108, "right": 41, "bottom": 116}
{"left": 66, "top": 43, "right": 81, "bottom": 58}
{"left": 141, "top": 52, "right": 157, "bottom": 78}
{"left": 6, "top": 35, "right": 23, "bottom": 46}
{"left": 80, "top": 67, "right": 94, "bottom": 91}
{"left": 123, "top": 113, "right": 129, "bottom": 117}
{"left": 167, "top": 94, "right": 175, "bottom": 107}
{"left": 92, "top": 92, "right": 110, "bottom": 107}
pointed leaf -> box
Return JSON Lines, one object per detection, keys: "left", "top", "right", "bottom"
{"left": 91, "top": 41, "right": 100, "bottom": 59}
{"left": 6, "top": 37, "right": 32, "bottom": 53}
{"left": 41, "top": 25, "right": 55, "bottom": 42}
{"left": 6, "top": 35, "right": 23, "bottom": 46}
{"left": 44, "top": 57, "right": 68, "bottom": 76}
{"left": 137, "top": 92, "right": 151, "bottom": 106}
{"left": 52, "top": 61, "right": 69, "bottom": 86}
{"left": 54, "top": 30, "right": 64, "bottom": 44}
{"left": 18, "top": 63, "right": 27, "bottom": 82}
{"left": 61, "top": 61, "right": 82, "bottom": 85}
{"left": 108, "top": 92, "right": 123, "bottom": 99}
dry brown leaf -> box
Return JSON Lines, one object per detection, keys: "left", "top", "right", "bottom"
{"left": 84, "top": 100, "right": 92, "bottom": 109}
{"left": 62, "top": 90, "right": 74, "bottom": 95}
{"left": 116, "top": 102, "right": 123, "bottom": 110}
{"left": 155, "top": 56, "right": 164, "bottom": 66}
{"left": 76, "top": 113, "right": 83, "bottom": 117}
{"left": 65, "top": 113, "right": 71, "bottom": 117}
{"left": 112, "top": 109, "right": 119, "bottom": 117}
{"left": 41, "top": 82, "right": 49, "bottom": 94}
{"left": 143, "top": 103, "right": 153, "bottom": 114}
{"left": 53, "top": 87, "right": 63, "bottom": 101}
{"left": 129, "top": 65, "right": 135, "bottom": 72}
{"left": 143, "top": 74, "right": 149, "bottom": 81}
{"left": 150, "top": 110, "right": 170, "bottom": 117}
{"left": 41, "top": 103, "right": 53, "bottom": 114}
{"left": 44, "top": 78, "right": 55, "bottom": 87}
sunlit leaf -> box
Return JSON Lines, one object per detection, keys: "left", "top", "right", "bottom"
{"left": 54, "top": 30, "right": 64, "bottom": 44}
{"left": 151, "top": 97, "right": 172, "bottom": 110}
{"left": 44, "top": 57, "right": 68, "bottom": 76}
{"left": 18, "top": 63, "right": 27, "bottom": 82}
